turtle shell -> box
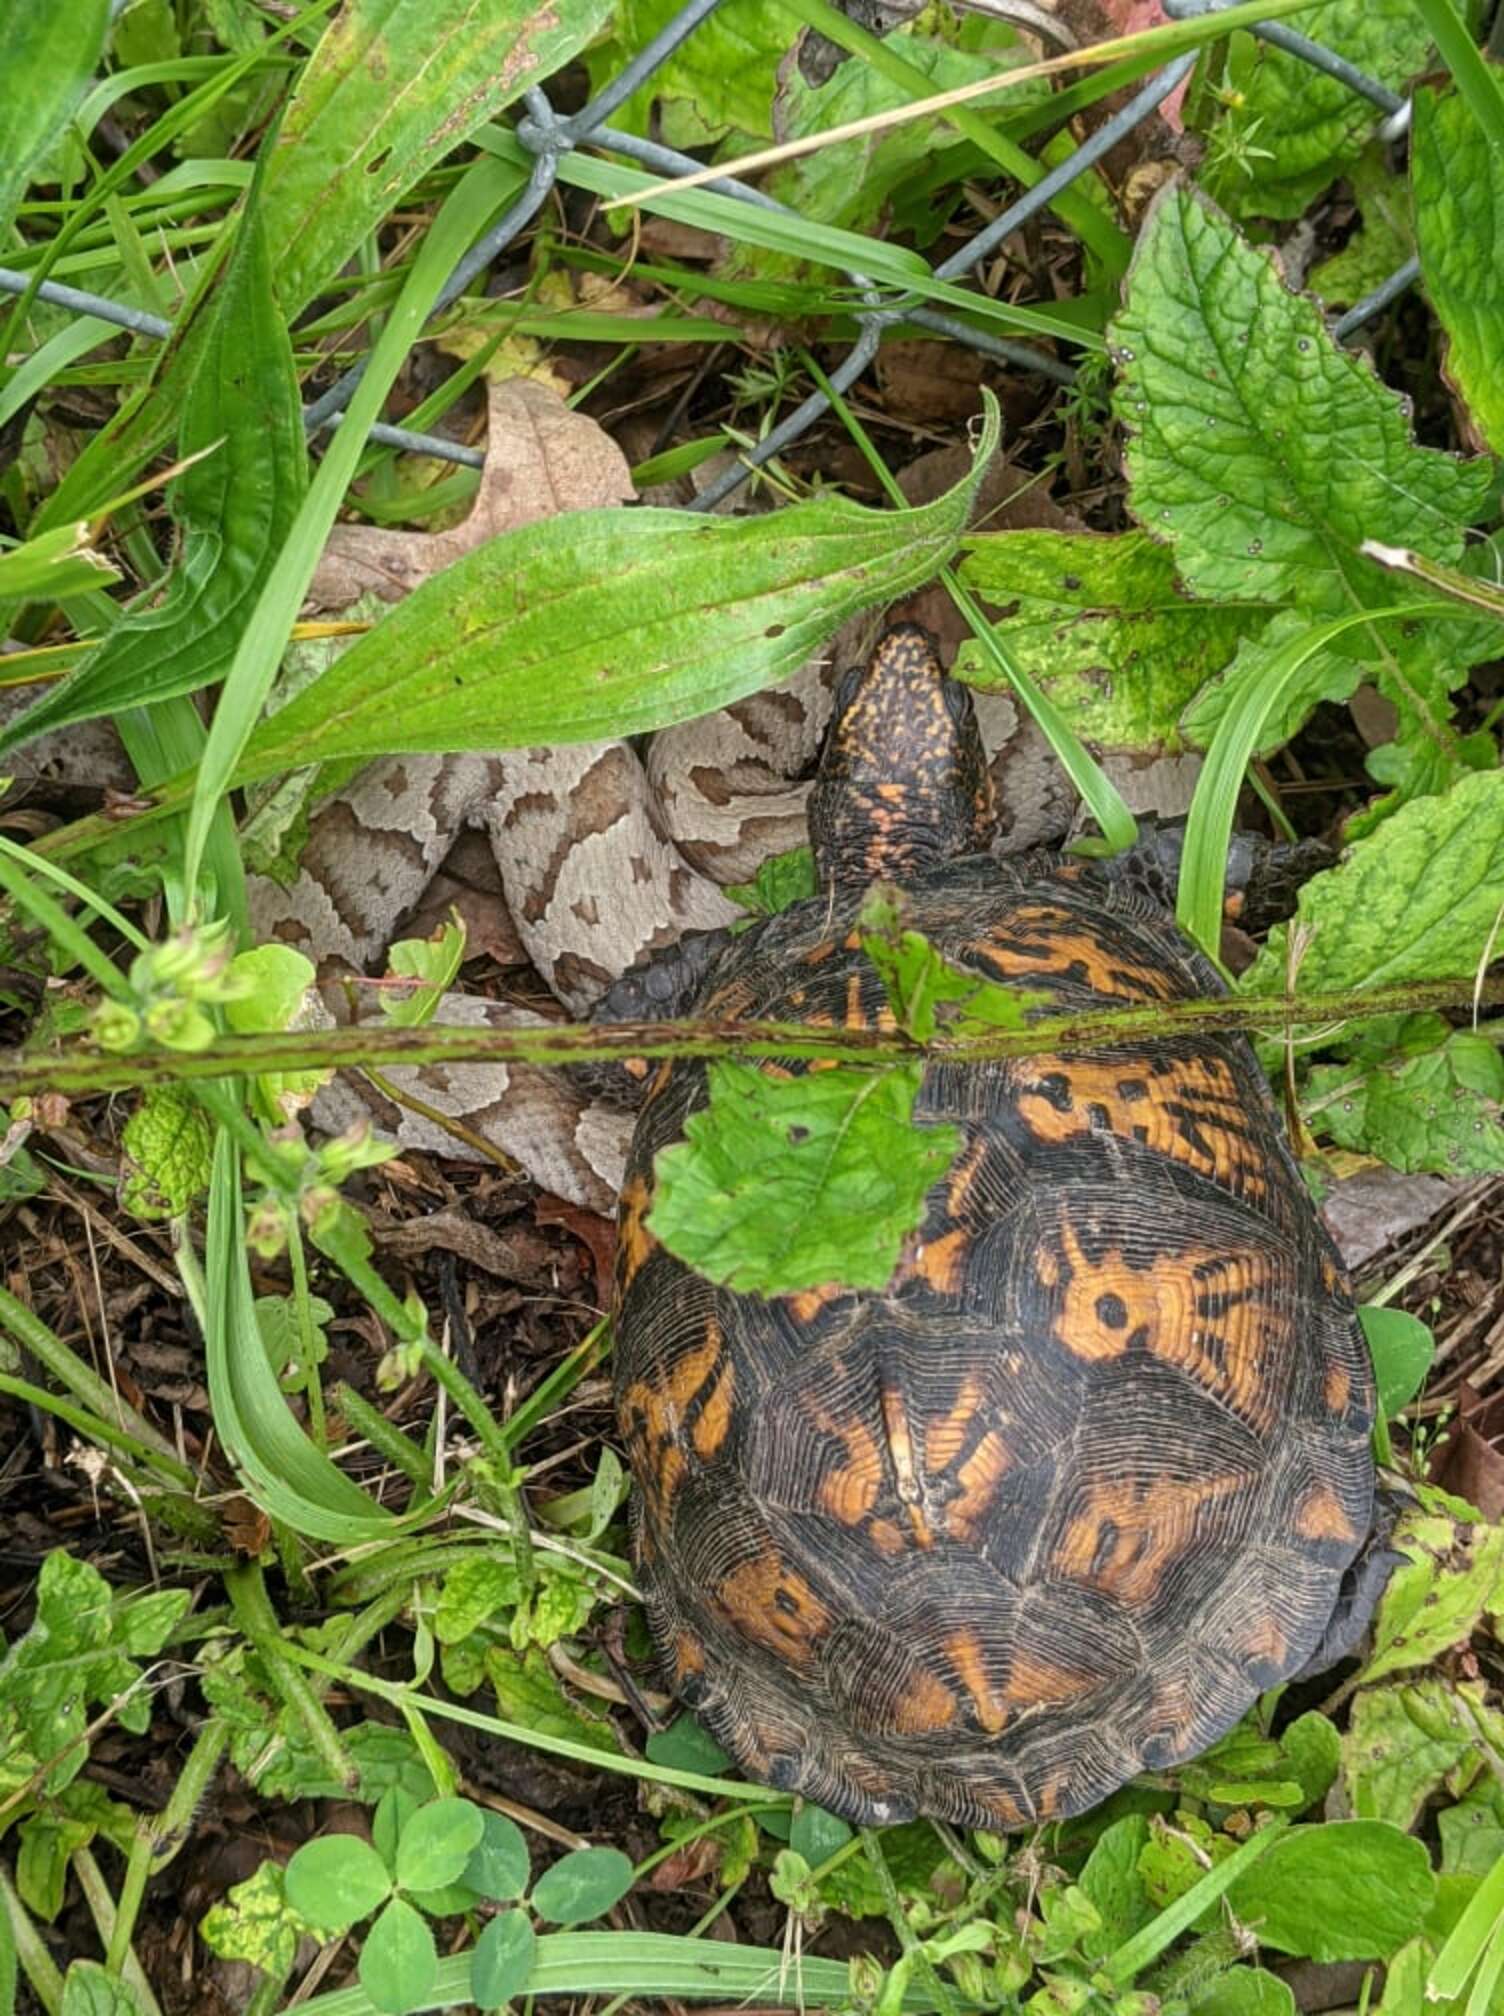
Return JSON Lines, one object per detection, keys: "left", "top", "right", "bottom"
{"left": 613, "top": 855, "right": 1375, "bottom": 1829}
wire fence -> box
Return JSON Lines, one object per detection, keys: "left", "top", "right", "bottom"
{"left": 2, "top": 0, "right": 1424, "bottom": 495}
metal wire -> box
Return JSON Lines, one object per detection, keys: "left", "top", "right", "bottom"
{"left": 8, "top": 0, "right": 1423, "bottom": 493}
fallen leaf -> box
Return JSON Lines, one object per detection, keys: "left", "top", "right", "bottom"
{"left": 1430, "top": 1381, "right": 1504, "bottom": 1520}
{"left": 535, "top": 1194, "right": 617, "bottom": 1308}
{"left": 307, "top": 377, "right": 637, "bottom": 610}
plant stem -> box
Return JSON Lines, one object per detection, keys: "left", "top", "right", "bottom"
{"left": 0, "top": 1287, "right": 190, "bottom": 1475}
{"left": 103, "top": 1716, "right": 229, "bottom": 1982}
{"left": 224, "top": 1562, "right": 358, "bottom": 1794}
{"left": 0, "top": 1865, "right": 63, "bottom": 2016}
{"left": 74, "top": 1848, "right": 164, "bottom": 2016}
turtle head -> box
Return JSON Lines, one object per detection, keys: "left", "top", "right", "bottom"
{"left": 809, "top": 623, "right": 996, "bottom": 888}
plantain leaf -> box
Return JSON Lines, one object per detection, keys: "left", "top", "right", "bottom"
{"left": 1412, "top": 77, "right": 1504, "bottom": 457}
{"left": 0, "top": 195, "right": 306, "bottom": 757}
{"left": 0, "top": 0, "right": 111, "bottom": 243}
{"left": 231, "top": 397, "right": 999, "bottom": 779}
{"left": 958, "top": 529, "right": 1260, "bottom": 749}
{"left": 264, "top": 0, "right": 614, "bottom": 317}
{"left": 1111, "top": 184, "right": 1490, "bottom": 616}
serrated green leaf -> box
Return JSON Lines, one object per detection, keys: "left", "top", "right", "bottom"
{"left": 0, "top": 192, "right": 306, "bottom": 756}
{"left": 284, "top": 1835, "right": 392, "bottom": 1932}
{"left": 1342, "top": 1681, "right": 1475, "bottom": 1828}
{"left": 958, "top": 530, "right": 1259, "bottom": 749}
{"left": 472, "top": 1909, "right": 536, "bottom": 2010}
{"left": 255, "top": 1293, "right": 333, "bottom": 1381}
{"left": 264, "top": 0, "right": 613, "bottom": 317}
{"left": 359, "top": 1895, "right": 437, "bottom": 2016}
{"left": 1179, "top": 608, "right": 1362, "bottom": 759}
{"left": 532, "top": 1847, "right": 635, "bottom": 1926}
{"left": 648, "top": 1060, "right": 960, "bottom": 1296}
{"left": 1310, "top": 1030, "right": 1504, "bottom": 1176}
{"left": 1413, "top": 78, "right": 1504, "bottom": 457}
{"left": 1111, "top": 184, "right": 1489, "bottom": 615}
{"left": 0, "top": 0, "right": 111, "bottom": 241}
{"left": 1198, "top": 0, "right": 1433, "bottom": 220}
{"left": 485, "top": 1646, "right": 621, "bottom": 1756}
{"left": 464, "top": 1814, "right": 530, "bottom": 1904}
{"left": 1361, "top": 1507, "right": 1504, "bottom": 1684}
{"left": 1242, "top": 770, "right": 1504, "bottom": 999}
{"left": 380, "top": 917, "right": 467, "bottom": 1029}
{"left": 120, "top": 1084, "right": 214, "bottom": 1220}
{"left": 233, "top": 403, "right": 999, "bottom": 780}
{"left": 434, "top": 1556, "right": 522, "bottom": 1645}
{"left": 394, "top": 1798, "right": 484, "bottom": 1894}
{"left": 1226, "top": 1821, "right": 1433, "bottom": 1959}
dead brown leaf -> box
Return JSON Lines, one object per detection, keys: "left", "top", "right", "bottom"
{"left": 307, "top": 377, "right": 637, "bottom": 611}
{"left": 1430, "top": 1380, "right": 1504, "bottom": 1520}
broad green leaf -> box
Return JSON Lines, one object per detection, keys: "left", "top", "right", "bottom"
{"left": 472, "top": 1910, "right": 536, "bottom": 2010}
{"left": 1278, "top": 1713, "right": 1342, "bottom": 1813}
{"left": 284, "top": 1836, "right": 393, "bottom": 1931}
{"left": 485, "top": 1646, "right": 622, "bottom": 1757}
{"left": 647, "top": 1061, "right": 961, "bottom": 1295}
{"left": 1359, "top": 1305, "right": 1436, "bottom": 1419}
{"left": 727, "top": 846, "right": 816, "bottom": 920}
{"left": 587, "top": 0, "right": 783, "bottom": 144}
{"left": 1108, "top": 1822, "right": 1282, "bottom": 1983}
{"left": 645, "top": 1714, "right": 732, "bottom": 1776}
{"left": 360, "top": 1896, "right": 437, "bottom": 2016}
{"left": 380, "top": 918, "right": 466, "bottom": 1028}
{"left": 0, "top": 193, "right": 306, "bottom": 758}
{"left": 1111, "top": 185, "right": 1489, "bottom": 615}
{"left": 1079, "top": 1816, "right": 1153, "bottom": 1959}
{"left": 1241, "top": 770, "right": 1504, "bottom": 998}
{"left": 264, "top": 0, "right": 613, "bottom": 317}
{"left": 464, "top": 1814, "right": 530, "bottom": 1904}
{"left": 394, "top": 1799, "right": 485, "bottom": 1894}
{"left": 0, "top": 0, "right": 111, "bottom": 242}
{"left": 958, "top": 530, "right": 1259, "bottom": 749}
{"left": 790, "top": 1805, "right": 852, "bottom": 1868}
{"left": 1361, "top": 1505, "right": 1504, "bottom": 1685}
{"left": 1226, "top": 1822, "right": 1433, "bottom": 1959}
{"left": 1197, "top": 0, "right": 1432, "bottom": 219}
{"left": 234, "top": 402, "right": 999, "bottom": 779}
{"left": 1413, "top": 79, "right": 1504, "bottom": 456}
{"left": 1439, "top": 1782, "right": 1504, "bottom": 1876}
{"left": 1342, "top": 1681, "right": 1476, "bottom": 1828}
{"left": 531, "top": 1847, "right": 635, "bottom": 1926}
{"left": 60, "top": 1963, "right": 149, "bottom": 2016}
{"left": 1179, "top": 609, "right": 1361, "bottom": 759}
{"left": 1309, "top": 1027, "right": 1504, "bottom": 1177}
{"left": 1193, "top": 1968, "right": 1296, "bottom": 2016}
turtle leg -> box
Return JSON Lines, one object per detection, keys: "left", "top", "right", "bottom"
{"left": 576, "top": 926, "right": 740, "bottom": 1111}
{"left": 1290, "top": 1483, "right": 1412, "bottom": 1680}
{"left": 1091, "top": 816, "right": 1333, "bottom": 932}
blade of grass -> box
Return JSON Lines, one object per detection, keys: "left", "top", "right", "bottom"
{"left": 181, "top": 149, "right": 520, "bottom": 899}
{"left": 1406, "top": 0, "right": 1504, "bottom": 159}
{"left": 1429, "top": 1847, "right": 1504, "bottom": 2000}
{"left": 602, "top": 0, "right": 1345, "bottom": 207}
{"left": 1176, "top": 604, "right": 1446, "bottom": 959}
{"left": 1106, "top": 1821, "right": 1287, "bottom": 1984}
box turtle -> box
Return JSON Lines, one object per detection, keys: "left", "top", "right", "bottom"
{"left": 612, "top": 623, "right": 1381, "bottom": 1830}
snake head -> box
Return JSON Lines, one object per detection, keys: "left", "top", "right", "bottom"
{"left": 809, "top": 623, "right": 996, "bottom": 888}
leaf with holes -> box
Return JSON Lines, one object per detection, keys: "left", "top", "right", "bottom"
{"left": 1360, "top": 1504, "right": 1504, "bottom": 1685}
{"left": 1111, "top": 184, "right": 1489, "bottom": 616}
{"left": 958, "top": 530, "right": 1262, "bottom": 750}
{"left": 233, "top": 401, "right": 998, "bottom": 777}
{"left": 1306, "top": 1021, "right": 1504, "bottom": 1177}
{"left": 648, "top": 1061, "right": 961, "bottom": 1296}
{"left": 1241, "top": 769, "right": 1504, "bottom": 999}
{"left": 1413, "top": 78, "right": 1504, "bottom": 456}
{"left": 1194, "top": 0, "right": 1432, "bottom": 219}
{"left": 263, "top": 0, "right": 613, "bottom": 317}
